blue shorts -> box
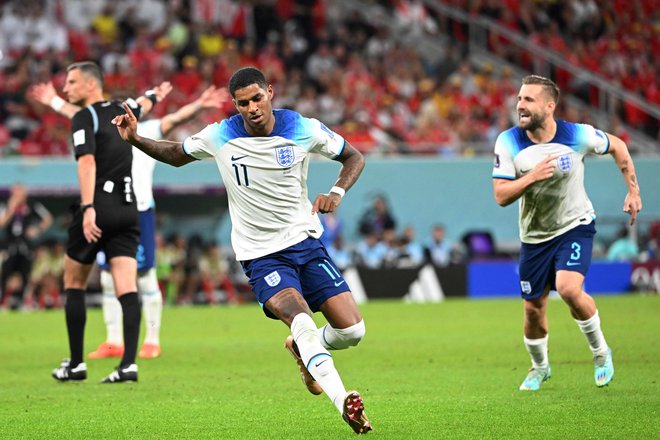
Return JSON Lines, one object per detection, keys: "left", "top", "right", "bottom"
{"left": 241, "top": 237, "right": 350, "bottom": 319}
{"left": 518, "top": 222, "right": 596, "bottom": 300}
{"left": 97, "top": 209, "right": 156, "bottom": 272}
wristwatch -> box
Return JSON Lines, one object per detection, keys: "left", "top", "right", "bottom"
{"left": 80, "top": 203, "right": 94, "bottom": 213}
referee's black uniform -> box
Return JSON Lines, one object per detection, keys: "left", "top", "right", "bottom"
{"left": 67, "top": 100, "right": 141, "bottom": 263}
{"left": 64, "top": 99, "right": 143, "bottom": 377}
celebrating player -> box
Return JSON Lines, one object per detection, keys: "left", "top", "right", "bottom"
{"left": 112, "top": 67, "right": 373, "bottom": 434}
{"left": 492, "top": 75, "right": 642, "bottom": 391}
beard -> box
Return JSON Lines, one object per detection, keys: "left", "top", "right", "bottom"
{"left": 518, "top": 111, "right": 545, "bottom": 132}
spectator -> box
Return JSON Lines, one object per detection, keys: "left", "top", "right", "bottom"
{"left": 358, "top": 195, "right": 397, "bottom": 238}
{"left": 397, "top": 225, "right": 424, "bottom": 268}
{"left": 0, "top": 183, "right": 52, "bottom": 310}
{"left": 425, "top": 224, "right": 452, "bottom": 267}
{"left": 606, "top": 224, "right": 639, "bottom": 262}
{"left": 354, "top": 227, "right": 388, "bottom": 269}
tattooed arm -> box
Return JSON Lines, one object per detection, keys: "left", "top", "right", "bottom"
{"left": 112, "top": 102, "right": 195, "bottom": 167}
{"left": 606, "top": 133, "right": 642, "bottom": 225}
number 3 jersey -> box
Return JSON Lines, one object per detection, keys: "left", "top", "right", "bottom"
{"left": 492, "top": 120, "right": 610, "bottom": 244}
{"left": 182, "top": 109, "right": 345, "bottom": 261}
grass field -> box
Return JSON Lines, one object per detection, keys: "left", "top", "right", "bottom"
{"left": 1, "top": 294, "right": 658, "bottom": 439}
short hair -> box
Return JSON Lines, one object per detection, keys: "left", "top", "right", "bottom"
{"left": 522, "top": 75, "right": 560, "bottom": 103}
{"left": 228, "top": 67, "right": 268, "bottom": 97}
{"left": 67, "top": 61, "right": 104, "bottom": 88}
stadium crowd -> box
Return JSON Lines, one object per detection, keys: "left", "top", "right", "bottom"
{"left": 0, "top": 0, "right": 655, "bottom": 159}
{"left": 444, "top": 0, "right": 659, "bottom": 137}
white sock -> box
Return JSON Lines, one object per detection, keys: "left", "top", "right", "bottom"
{"left": 141, "top": 289, "right": 162, "bottom": 345}
{"left": 100, "top": 270, "right": 123, "bottom": 345}
{"left": 102, "top": 293, "right": 124, "bottom": 345}
{"left": 575, "top": 310, "right": 608, "bottom": 355}
{"left": 291, "top": 313, "right": 346, "bottom": 412}
{"left": 138, "top": 268, "right": 162, "bottom": 345}
{"left": 524, "top": 335, "right": 549, "bottom": 369}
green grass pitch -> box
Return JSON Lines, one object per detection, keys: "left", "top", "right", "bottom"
{"left": 1, "top": 294, "right": 658, "bottom": 439}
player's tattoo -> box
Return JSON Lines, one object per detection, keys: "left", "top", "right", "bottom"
{"left": 135, "top": 138, "right": 189, "bottom": 167}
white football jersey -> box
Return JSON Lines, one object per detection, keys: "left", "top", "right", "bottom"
{"left": 182, "top": 109, "right": 345, "bottom": 261}
{"left": 133, "top": 119, "right": 161, "bottom": 212}
{"left": 492, "top": 120, "right": 610, "bottom": 243}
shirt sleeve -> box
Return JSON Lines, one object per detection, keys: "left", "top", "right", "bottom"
{"left": 71, "top": 108, "right": 96, "bottom": 159}
{"left": 576, "top": 123, "right": 610, "bottom": 155}
{"left": 492, "top": 132, "right": 516, "bottom": 180}
{"left": 302, "top": 117, "right": 346, "bottom": 159}
{"left": 182, "top": 123, "right": 219, "bottom": 160}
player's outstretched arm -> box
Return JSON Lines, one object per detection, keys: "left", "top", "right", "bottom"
{"left": 137, "top": 81, "right": 173, "bottom": 116}
{"left": 112, "top": 103, "right": 194, "bottom": 167}
{"left": 606, "top": 133, "right": 642, "bottom": 225}
{"left": 28, "top": 81, "right": 81, "bottom": 119}
{"left": 493, "top": 154, "right": 560, "bottom": 206}
{"left": 312, "top": 141, "right": 365, "bottom": 214}
{"left": 159, "top": 85, "right": 230, "bottom": 136}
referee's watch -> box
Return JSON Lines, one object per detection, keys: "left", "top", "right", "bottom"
{"left": 80, "top": 203, "right": 94, "bottom": 213}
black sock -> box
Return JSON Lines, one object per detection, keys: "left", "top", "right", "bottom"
{"left": 119, "top": 292, "right": 141, "bottom": 367}
{"left": 64, "top": 289, "right": 87, "bottom": 367}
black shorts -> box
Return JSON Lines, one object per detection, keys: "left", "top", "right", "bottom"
{"left": 66, "top": 195, "right": 140, "bottom": 265}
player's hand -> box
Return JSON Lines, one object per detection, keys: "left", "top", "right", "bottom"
{"left": 197, "top": 85, "right": 231, "bottom": 109}
{"left": 623, "top": 192, "right": 642, "bottom": 225}
{"left": 82, "top": 208, "right": 102, "bottom": 243}
{"left": 28, "top": 82, "right": 57, "bottom": 106}
{"left": 312, "top": 193, "right": 342, "bottom": 214}
{"left": 530, "top": 154, "right": 561, "bottom": 182}
{"left": 152, "top": 81, "right": 173, "bottom": 102}
{"left": 112, "top": 103, "right": 140, "bottom": 144}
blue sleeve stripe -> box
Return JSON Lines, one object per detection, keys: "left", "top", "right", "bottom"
{"left": 86, "top": 105, "right": 99, "bottom": 134}
{"left": 334, "top": 139, "right": 346, "bottom": 159}
{"left": 602, "top": 132, "right": 610, "bottom": 154}
{"left": 181, "top": 140, "right": 198, "bottom": 160}
{"left": 492, "top": 174, "right": 515, "bottom": 180}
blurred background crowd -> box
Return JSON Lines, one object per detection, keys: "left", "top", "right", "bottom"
{"left": 0, "top": 0, "right": 657, "bottom": 158}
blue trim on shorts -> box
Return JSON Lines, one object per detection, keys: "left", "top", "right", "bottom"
{"left": 241, "top": 237, "right": 350, "bottom": 319}
{"left": 519, "top": 222, "right": 596, "bottom": 300}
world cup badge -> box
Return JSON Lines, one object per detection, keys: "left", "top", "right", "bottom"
{"left": 276, "top": 146, "right": 295, "bottom": 167}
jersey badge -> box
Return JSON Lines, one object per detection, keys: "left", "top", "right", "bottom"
{"left": 264, "top": 271, "right": 281, "bottom": 287}
{"left": 275, "top": 146, "right": 295, "bottom": 167}
{"left": 557, "top": 153, "right": 573, "bottom": 173}
{"left": 493, "top": 153, "right": 500, "bottom": 168}
{"left": 520, "top": 281, "right": 532, "bottom": 294}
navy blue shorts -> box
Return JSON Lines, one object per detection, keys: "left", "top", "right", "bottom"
{"left": 518, "top": 222, "right": 596, "bottom": 300}
{"left": 241, "top": 237, "right": 350, "bottom": 319}
{"left": 97, "top": 209, "right": 156, "bottom": 272}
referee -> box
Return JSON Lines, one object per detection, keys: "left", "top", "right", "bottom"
{"left": 51, "top": 61, "right": 162, "bottom": 383}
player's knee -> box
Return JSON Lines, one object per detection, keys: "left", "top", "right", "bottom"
{"left": 332, "top": 319, "right": 366, "bottom": 348}
{"left": 100, "top": 270, "right": 115, "bottom": 296}
{"left": 555, "top": 281, "right": 582, "bottom": 302}
{"left": 137, "top": 268, "right": 160, "bottom": 294}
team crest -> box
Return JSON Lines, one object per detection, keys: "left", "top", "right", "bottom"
{"left": 557, "top": 153, "right": 573, "bottom": 172}
{"left": 275, "top": 146, "right": 295, "bottom": 167}
{"left": 264, "top": 271, "right": 281, "bottom": 287}
{"left": 520, "top": 281, "right": 532, "bottom": 294}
